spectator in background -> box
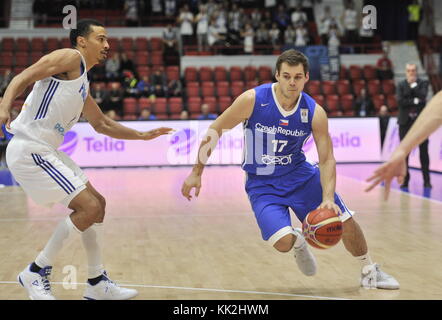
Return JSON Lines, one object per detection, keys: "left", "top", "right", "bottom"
{"left": 291, "top": 5, "right": 308, "bottom": 26}
{"left": 294, "top": 23, "right": 309, "bottom": 47}
{"left": 376, "top": 52, "right": 394, "bottom": 80}
{"left": 177, "top": 4, "right": 194, "bottom": 47}
{"left": 137, "top": 75, "right": 153, "bottom": 98}
{"left": 378, "top": 105, "right": 390, "bottom": 148}
{"left": 120, "top": 53, "right": 136, "bottom": 77}
{"left": 327, "top": 20, "right": 341, "bottom": 49}
{"left": 32, "top": 0, "right": 47, "bottom": 26}
{"left": 214, "top": 3, "right": 228, "bottom": 36}
{"left": 162, "top": 24, "right": 180, "bottom": 65}
{"left": 180, "top": 110, "right": 189, "bottom": 120}
{"left": 318, "top": 5, "right": 334, "bottom": 45}
{"left": 228, "top": 3, "right": 242, "bottom": 38}
{"left": 198, "top": 103, "right": 217, "bottom": 120}
{"left": 124, "top": 0, "right": 139, "bottom": 26}
{"left": 108, "top": 82, "right": 124, "bottom": 116}
{"left": 397, "top": 62, "right": 430, "bottom": 188}
{"left": 0, "top": 69, "right": 13, "bottom": 96}
{"left": 138, "top": 108, "right": 157, "bottom": 120}
{"left": 164, "top": 0, "right": 176, "bottom": 17}
{"left": 262, "top": 11, "right": 273, "bottom": 28}
{"left": 90, "top": 83, "right": 110, "bottom": 112}
{"left": 269, "top": 23, "right": 281, "bottom": 50}
{"left": 407, "top": 0, "right": 422, "bottom": 40}
{"left": 301, "top": 0, "right": 315, "bottom": 21}
{"left": 208, "top": 17, "right": 226, "bottom": 53}
{"left": 105, "top": 109, "right": 119, "bottom": 121}
{"left": 195, "top": 5, "right": 209, "bottom": 52}
{"left": 105, "top": 52, "right": 121, "bottom": 81}
{"left": 250, "top": 8, "right": 262, "bottom": 30}
{"left": 151, "top": 69, "right": 167, "bottom": 89}
{"left": 284, "top": 25, "right": 296, "bottom": 46}
{"left": 274, "top": 4, "right": 290, "bottom": 33}
{"left": 166, "top": 78, "right": 182, "bottom": 97}
{"left": 123, "top": 71, "right": 138, "bottom": 97}
{"left": 354, "top": 88, "right": 375, "bottom": 117}
{"left": 256, "top": 22, "right": 270, "bottom": 53}
{"left": 265, "top": 0, "right": 277, "bottom": 11}
{"left": 241, "top": 23, "right": 255, "bottom": 54}
{"left": 340, "top": 0, "right": 358, "bottom": 44}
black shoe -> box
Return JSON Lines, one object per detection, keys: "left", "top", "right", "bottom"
{"left": 424, "top": 182, "right": 432, "bottom": 188}
{"left": 400, "top": 183, "right": 409, "bottom": 189}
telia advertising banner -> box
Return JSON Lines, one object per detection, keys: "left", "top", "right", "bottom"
{"left": 382, "top": 117, "right": 442, "bottom": 172}
{"left": 60, "top": 118, "right": 382, "bottom": 167}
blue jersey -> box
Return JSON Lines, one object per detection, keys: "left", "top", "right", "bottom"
{"left": 242, "top": 83, "right": 317, "bottom": 176}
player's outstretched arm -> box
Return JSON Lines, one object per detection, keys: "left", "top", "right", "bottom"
{"left": 0, "top": 49, "right": 82, "bottom": 137}
{"left": 181, "top": 89, "right": 255, "bottom": 201}
{"left": 312, "top": 104, "right": 342, "bottom": 216}
{"left": 365, "top": 90, "right": 442, "bottom": 199}
{"left": 83, "top": 95, "right": 173, "bottom": 140}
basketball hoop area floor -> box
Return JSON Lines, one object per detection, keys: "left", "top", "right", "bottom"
{"left": 0, "top": 164, "right": 441, "bottom": 300}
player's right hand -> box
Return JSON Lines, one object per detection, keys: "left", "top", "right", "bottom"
{"left": 181, "top": 173, "right": 202, "bottom": 201}
{"left": 0, "top": 108, "right": 11, "bottom": 138}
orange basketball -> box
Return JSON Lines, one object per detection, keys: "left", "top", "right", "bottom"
{"left": 302, "top": 208, "right": 343, "bottom": 249}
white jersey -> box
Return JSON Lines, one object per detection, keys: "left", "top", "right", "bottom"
{"left": 10, "top": 50, "right": 89, "bottom": 149}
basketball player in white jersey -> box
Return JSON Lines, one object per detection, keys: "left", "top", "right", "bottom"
{"left": 0, "top": 19, "right": 172, "bottom": 300}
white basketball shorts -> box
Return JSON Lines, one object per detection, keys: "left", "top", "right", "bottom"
{"left": 6, "top": 134, "right": 88, "bottom": 207}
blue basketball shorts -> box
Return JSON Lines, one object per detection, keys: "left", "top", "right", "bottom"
{"left": 245, "top": 161, "right": 354, "bottom": 245}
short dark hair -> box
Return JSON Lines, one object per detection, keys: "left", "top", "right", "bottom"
{"left": 69, "top": 19, "right": 104, "bottom": 47}
{"left": 276, "top": 49, "right": 309, "bottom": 75}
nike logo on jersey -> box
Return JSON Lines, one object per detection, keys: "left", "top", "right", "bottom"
{"left": 261, "top": 103, "right": 269, "bottom": 107}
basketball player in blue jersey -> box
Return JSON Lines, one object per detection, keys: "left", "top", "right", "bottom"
{"left": 181, "top": 49, "right": 399, "bottom": 290}
{"left": 0, "top": 19, "right": 172, "bottom": 300}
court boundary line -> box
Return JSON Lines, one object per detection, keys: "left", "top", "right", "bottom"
{"left": 0, "top": 280, "right": 350, "bottom": 300}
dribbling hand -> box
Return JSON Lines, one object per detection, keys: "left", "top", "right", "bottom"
{"left": 181, "top": 173, "right": 202, "bottom": 201}
{"left": 317, "top": 199, "right": 342, "bottom": 216}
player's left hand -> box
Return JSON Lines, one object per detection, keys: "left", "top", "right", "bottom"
{"left": 317, "top": 199, "right": 342, "bottom": 216}
{"left": 140, "top": 127, "right": 174, "bottom": 140}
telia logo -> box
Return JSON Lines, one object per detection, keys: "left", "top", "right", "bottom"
{"left": 170, "top": 128, "right": 197, "bottom": 155}
{"left": 59, "top": 131, "right": 78, "bottom": 156}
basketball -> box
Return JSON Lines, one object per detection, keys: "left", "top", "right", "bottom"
{"left": 302, "top": 208, "right": 343, "bottom": 249}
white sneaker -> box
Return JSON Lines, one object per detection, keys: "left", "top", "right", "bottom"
{"left": 293, "top": 228, "right": 317, "bottom": 276}
{"left": 361, "top": 263, "right": 400, "bottom": 290}
{"left": 17, "top": 264, "right": 55, "bottom": 300}
{"left": 83, "top": 271, "right": 138, "bottom": 300}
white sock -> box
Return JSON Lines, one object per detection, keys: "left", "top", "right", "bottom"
{"left": 356, "top": 253, "right": 373, "bottom": 268}
{"left": 293, "top": 229, "right": 305, "bottom": 249}
{"left": 82, "top": 223, "right": 105, "bottom": 279}
{"left": 35, "top": 216, "right": 82, "bottom": 268}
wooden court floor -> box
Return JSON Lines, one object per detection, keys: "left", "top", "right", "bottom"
{"left": 0, "top": 166, "right": 441, "bottom": 300}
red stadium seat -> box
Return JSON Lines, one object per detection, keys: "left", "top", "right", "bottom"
{"left": 372, "top": 94, "right": 386, "bottom": 111}
{"left": 218, "top": 96, "right": 232, "bottom": 112}
{"left": 138, "top": 97, "right": 151, "bottom": 110}
{"left": 363, "top": 65, "right": 377, "bottom": 80}
{"left": 107, "top": 37, "right": 120, "bottom": 51}
{"left": 121, "top": 37, "right": 134, "bottom": 51}
{"left": 150, "top": 51, "right": 163, "bottom": 66}
{"left": 340, "top": 94, "right": 354, "bottom": 112}
{"left": 231, "top": 81, "right": 244, "bottom": 98}
{"left": 246, "top": 80, "right": 259, "bottom": 90}
{"left": 214, "top": 66, "right": 227, "bottom": 82}
{"left": 60, "top": 38, "right": 71, "bottom": 48}
{"left": 1, "top": 38, "right": 15, "bottom": 51}
{"left": 216, "top": 81, "right": 230, "bottom": 96}
{"left": 325, "top": 95, "right": 340, "bottom": 113}
{"left": 31, "top": 38, "right": 45, "bottom": 52}
{"left": 201, "top": 81, "right": 215, "bottom": 97}
{"left": 322, "top": 81, "right": 336, "bottom": 95}
{"left": 184, "top": 67, "right": 198, "bottom": 82}
{"left": 349, "top": 65, "right": 362, "bottom": 80}
{"left": 387, "top": 94, "right": 398, "bottom": 111}
{"left": 339, "top": 65, "right": 347, "bottom": 79}
{"left": 312, "top": 94, "right": 325, "bottom": 107}
{"left": 382, "top": 79, "right": 396, "bottom": 95}
{"left": 15, "top": 38, "right": 29, "bottom": 52}
{"left": 166, "top": 66, "right": 180, "bottom": 81}
{"left": 258, "top": 66, "right": 273, "bottom": 81}
{"left": 229, "top": 66, "right": 243, "bottom": 81}
{"left": 135, "top": 37, "right": 149, "bottom": 51}
{"left": 336, "top": 80, "right": 351, "bottom": 95}
{"left": 149, "top": 37, "right": 163, "bottom": 51}
{"left": 244, "top": 66, "right": 257, "bottom": 81}
{"left": 137, "top": 66, "right": 150, "bottom": 78}
{"left": 30, "top": 52, "right": 45, "bottom": 64}
{"left": 46, "top": 38, "right": 60, "bottom": 52}
{"left": 304, "top": 80, "right": 321, "bottom": 95}
{"left": 168, "top": 97, "right": 183, "bottom": 114}
{"left": 186, "top": 81, "right": 200, "bottom": 97}
{"left": 123, "top": 114, "right": 137, "bottom": 120}
{"left": 203, "top": 96, "right": 217, "bottom": 113}
{"left": 0, "top": 52, "right": 13, "bottom": 67}
{"left": 135, "top": 52, "right": 149, "bottom": 66}
{"left": 123, "top": 98, "right": 138, "bottom": 116}
{"left": 15, "top": 52, "right": 29, "bottom": 67}
{"left": 352, "top": 79, "right": 366, "bottom": 96}
{"left": 153, "top": 97, "right": 167, "bottom": 115}
{"left": 367, "top": 79, "right": 381, "bottom": 96}
{"left": 188, "top": 96, "right": 202, "bottom": 113}
{"left": 199, "top": 66, "right": 213, "bottom": 82}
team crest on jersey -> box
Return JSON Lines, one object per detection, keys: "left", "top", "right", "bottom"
{"left": 300, "top": 108, "right": 308, "bottom": 123}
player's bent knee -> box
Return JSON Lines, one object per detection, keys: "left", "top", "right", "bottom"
{"left": 273, "top": 234, "right": 295, "bottom": 252}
